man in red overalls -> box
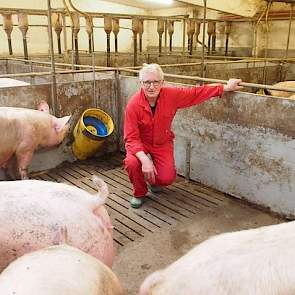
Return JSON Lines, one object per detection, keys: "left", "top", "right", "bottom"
{"left": 124, "top": 63, "right": 242, "bottom": 208}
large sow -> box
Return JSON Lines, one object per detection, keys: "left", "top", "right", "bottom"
{"left": 0, "top": 176, "right": 114, "bottom": 271}
{"left": 140, "top": 221, "right": 293, "bottom": 295}
{"left": 0, "top": 244, "right": 124, "bottom": 295}
{"left": 0, "top": 105, "right": 70, "bottom": 179}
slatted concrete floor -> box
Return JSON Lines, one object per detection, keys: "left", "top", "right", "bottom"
{"left": 33, "top": 153, "right": 232, "bottom": 250}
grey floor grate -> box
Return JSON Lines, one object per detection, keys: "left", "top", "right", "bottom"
{"left": 33, "top": 153, "right": 231, "bottom": 249}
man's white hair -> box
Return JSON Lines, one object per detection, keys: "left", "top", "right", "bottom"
{"left": 139, "top": 63, "right": 164, "bottom": 81}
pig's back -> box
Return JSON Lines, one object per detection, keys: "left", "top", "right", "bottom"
{"left": 0, "top": 179, "right": 114, "bottom": 270}
{"left": 0, "top": 245, "right": 124, "bottom": 295}
{"left": 0, "top": 108, "right": 23, "bottom": 161}
{"left": 0, "top": 107, "right": 52, "bottom": 153}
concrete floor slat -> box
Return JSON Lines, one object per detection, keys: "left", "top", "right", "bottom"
{"left": 33, "top": 153, "right": 267, "bottom": 251}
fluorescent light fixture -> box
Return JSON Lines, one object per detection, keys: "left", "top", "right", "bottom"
{"left": 145, "top": 0, "right": 174, "bottom": 4}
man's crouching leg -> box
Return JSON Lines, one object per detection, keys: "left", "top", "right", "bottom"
{"left": 124, "top": 153, "right": 148, "bottom": 208}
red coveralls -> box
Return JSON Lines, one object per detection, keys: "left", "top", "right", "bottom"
{"left": 124, "top": 85, "right": 224, "bottom": 197}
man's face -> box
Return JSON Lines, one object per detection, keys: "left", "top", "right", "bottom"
{"left": 140, "top": 71, "right": 164, "bottom": 100}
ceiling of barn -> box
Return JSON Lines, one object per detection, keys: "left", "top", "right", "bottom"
{"left": 105, "top": 0, "right": 187, "bottom": 10}
{"left": 106, "top": 0, "right": 265, "bottom": 17}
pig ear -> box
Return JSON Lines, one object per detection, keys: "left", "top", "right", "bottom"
{"left": 54, "top": 115, "right": 71, "bottom": 133}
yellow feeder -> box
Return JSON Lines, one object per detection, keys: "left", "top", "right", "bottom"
{"left": 72, "top": 108, "right": 114, "bottom": 160}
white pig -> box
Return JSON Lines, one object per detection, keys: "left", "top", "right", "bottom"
{"left": 0, "top": 105, "right": 70, "bottom": 179}
{"left": 0, "top": 244, "right": 124, "bottom": 295}
{"left": 267, "top": 81, "right": 295, "bottom": 98}
{"left": 140, "top": 221, "right": 294, "bottom": 295}
{"left": 0, "top": 175, "right": 114, "bottom": 271}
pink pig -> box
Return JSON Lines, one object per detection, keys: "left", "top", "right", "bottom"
{"left": 0, "top": 102, "right": 70, "bottom": 179}
{"left": 0, "top": 175, "right": 114, "bottom": 271}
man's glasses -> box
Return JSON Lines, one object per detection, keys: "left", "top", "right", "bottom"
{"left": 141, "top": 80, "right": 162, "bottom": 87}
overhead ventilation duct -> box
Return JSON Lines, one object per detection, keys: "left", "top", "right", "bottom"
{"left": 132, "top": 17, "right": 139, "bottom": 66}
{"left": 2, "top": 13, "right": 13, "bottom": 55}
{"left": 51, "top": 13, "right": 63, "bottom": 55}
{"left": 112, "top": 18, "right": 119, "bottom": 53}
{"left": 104, "top": 16, "right": 112, "bottom": 67}
{"left": 157, "top": 19, "right": 165, "bottom": 56}
{"left": 167, "top": 20, "right": 174, "bottom": 52}
{"left": 18, "top": 13, "right": 29, "bottom": 60}
{"left": 138, "top": 19, "right": 144, "bottom": 53}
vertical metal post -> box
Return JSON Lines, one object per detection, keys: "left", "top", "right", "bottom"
{"left": 285, "top": 4, "right": 294, "bottom": 59}
{"left": 92, "top": 29, "right": 96, "bottom": 108}
{"left": 185, "top": 140, "right": 191, "bottom": 180}
{"left": 164, "top": 19, "right": 168, "bottom": 54}
{"left": 133, "top": 34, "right": 138, "bottom": 66}
{"left": 106, "top": 33, "right": 111, "bottom": 67}
{"left": 47, "top": 0, "right": 58, "bottom": 116}
{"left": 201, "top": 0, "right": 207, "bottom": 78}
{"left": 182, "top": 18, "right": 186, "bottom": 55}
{"left": 62, "top": 13, "right": 68, "bottom": 62}
{"left": 263, "top": 1, "right": 272, "bottom": 84}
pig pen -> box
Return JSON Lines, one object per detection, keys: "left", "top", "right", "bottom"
{"left": 1, "top": 58, "right": 295, "bottom": 294}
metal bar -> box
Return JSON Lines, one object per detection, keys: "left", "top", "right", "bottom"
{"left": 8, "top": 39, "right": 13, "bottom": 55}
{"left": 133, "top": 34, "right": 138, "bottom": 67}
{"left": 7, "top": 57, "right": 115, "bottom": 70}
{"left": 118, "top": 68, "right": 295, "bottom": 93}
{"left": 263, "top": 1, "right": 272, "bottom": 84}
{"left": 22, "top": 38, "right": 28, "bottom": 60}
{"left": 285, "top": 4, "right": 294, "bottom": 59}
{"left": 159, "top": 34, "right": 162, "bottom": 56}
{"left": 47, "top": 0, "right": 58, "bottom": 116}
{"left": 107, "top": 33, "right": 111, "bottom": 67}
{"left": 182, "top": 18, "right": 186, "bottom": 55}
{"left": 201, "top": 0, "right": 207, "bottom": 78}
{"left": 57, "top": 36, "right": 62, "bottom": 55}
{"left": 0, "top": 68, "right": 115, "bottom": 79}
{"left": 62, "top": 14, "right": 68, "bottom": 62}
{"left": 185, "top": 140, "right": 191, "bottom": 180}
{"left": 164, "top": 19, "right": 168, "bottom": 55}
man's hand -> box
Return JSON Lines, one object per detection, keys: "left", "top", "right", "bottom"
{"left": 141, "top": 157, "right": 158, "bottom": 183}
{"left": 135, "top": 151, "right": 158, "bottom": 183}
{"left": 224, "top": 78, "right": 243, "bottom": 92}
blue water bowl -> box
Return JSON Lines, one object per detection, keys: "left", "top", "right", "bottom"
{"left": 83, "top": 116, "right": 108, "bottom": 137}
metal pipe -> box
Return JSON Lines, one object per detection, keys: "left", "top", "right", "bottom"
{"left": 157, "top": 19, "right": 164, "bottom": 56}
{"left": 18, "top": 13, "right": 29, "bottom": 60}
{"left": 182, "top": 18, "right": 186, "bottom": 55}
{"left": 164, "top": 19, "right": 168, "bottom": 54}
{"left": 104, "top": 16, "right": 112, "bottom": 67}
{"left": 263, "top": 1, "right": 272, "bottom": 84}
{"left": 2, "top": 13, "right": 13, "bottom": 55}
{"left": 47, "top": 0, "right": 58, "bottom": 116}
{"left": 132, "top": 17, "right": 139, "bottom": 66}
{"left": 252, "top": 5, "right": 268, "bottom": 57}
{"left": 118, "top": 68, "right": 295, "bottom": 94}
{"left": 62, "top": 14, "right": 68, "bottom": 62}
{"left": 0, "top": 69, "right": 115, "bottom": 79}
{"left": 185, "top": 140, "right": 191, "bottom": 180}
{"left": 285, "top": 4, "right": 294, "bottom": 59}
{"left": 201, "top": 0, "right": 207, "bottom": 78}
